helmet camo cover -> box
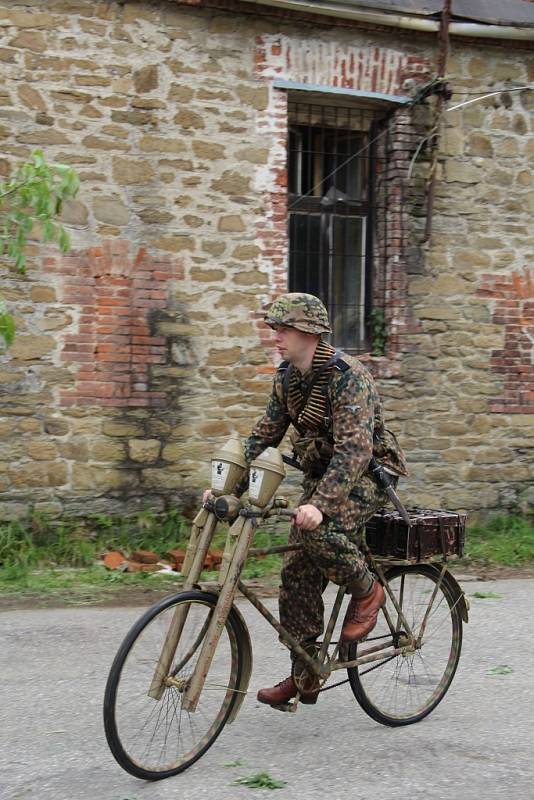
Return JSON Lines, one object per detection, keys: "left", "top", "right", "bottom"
{"left": 264, "top": 293, "right": 331, "bottom": 335}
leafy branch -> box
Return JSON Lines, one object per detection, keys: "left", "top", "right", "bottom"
{"left": 0, "top": 149, "right": 79, "bottom": 347}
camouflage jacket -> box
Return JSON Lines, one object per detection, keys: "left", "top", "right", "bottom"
{"left": 241, "top": 353, "right": 408, "bottom": 518}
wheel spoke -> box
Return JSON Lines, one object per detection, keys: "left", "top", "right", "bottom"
{"left": 347, "top": 567, "right": 462, "bottom": 726}
{"left": 104, "top": 592, "right": 243, "bottom": 778}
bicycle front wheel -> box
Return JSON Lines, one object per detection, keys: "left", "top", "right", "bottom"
{"left": 347, "top": 565, "right": 463, "bottom": 726}
{"left": 103, "top": 590, "right": 244, "bottom": 780}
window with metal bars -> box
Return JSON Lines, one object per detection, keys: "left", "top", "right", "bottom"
{"left": 288, "top": 97, "right": 384, "bottom": 352}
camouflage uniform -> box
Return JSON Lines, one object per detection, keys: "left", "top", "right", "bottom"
{"left": 243, "top": 293, "right": 408, "bottom": 647}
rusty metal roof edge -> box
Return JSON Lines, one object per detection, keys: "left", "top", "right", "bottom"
{"left": 250, "top": 0, "right": 534, "bottom": 38}
{"left": 331, "top": 0, "right": 534, "bottom": 28}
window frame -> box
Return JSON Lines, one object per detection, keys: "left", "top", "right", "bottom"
{"left": 287, "top": 96, "right": 382, "bottom": 353}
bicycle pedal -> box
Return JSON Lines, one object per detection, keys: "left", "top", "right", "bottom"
{"left": 269, "top": 701, "right": 298, "bottom": 713}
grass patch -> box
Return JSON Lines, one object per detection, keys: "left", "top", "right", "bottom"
{"left": 463, "top": 514, "right": 534, "bottom": 566}
{"left": 232, "top": 772, "right": 287, "bottom": 789}
{"left": 0, "top": 510, "right": 288, "bottom": 598}
{"left": 0, "top": 563, "right": 183, "bottom": 599}
{"left": 486, "top": 665, "right": 514, "bottom": 676}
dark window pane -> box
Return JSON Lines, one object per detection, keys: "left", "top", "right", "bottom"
{"left": 289, "top": 214, "right": 322, "bottom": 298}
{"left": 330, "top": 216, "right": 365, "bottom": 348}
{"left": 288, "top": 128, "right": 301, "bottom": 195}
{"left": 323, "top": 130, "right": 366, "bottom": 199}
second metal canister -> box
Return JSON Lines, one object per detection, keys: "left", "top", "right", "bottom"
{"left": 248, "top": 447, "right": 286, "bottom": 507}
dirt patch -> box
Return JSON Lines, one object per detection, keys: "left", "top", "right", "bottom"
{"left": 449, "top": 562, "right": 534, "bottom": 581}
{"left": 0, "top": 574, "right": 281, "bottom": 612}
{"left": 1, "top": 563, "right": 532, "bottom": 613}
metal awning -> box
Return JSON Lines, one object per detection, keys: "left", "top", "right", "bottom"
{"left": 274, "top": 79, "right": 413, "bottom": 107}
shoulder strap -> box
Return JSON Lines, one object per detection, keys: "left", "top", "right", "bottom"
{"left": 322, "top": 353, "right": 352, "bottom": 437}
{"left": 292, "top": 353, "right": 340, "bottom": 434}
{"left": 279, "top": 361, "right": 292, "bottom": 402}
{"left": 281, "top": 352, "right": 350, "bottom": 405}
{"left": 333, "top": 354, "right": 350, "bottom": 372}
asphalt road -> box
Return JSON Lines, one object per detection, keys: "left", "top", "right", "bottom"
{"left": 1, "top": 577, "right": 533, "bottom": 800}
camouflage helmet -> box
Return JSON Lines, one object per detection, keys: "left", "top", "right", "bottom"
{"left": 264, "top": 292, "right": 331, "bottom": 335}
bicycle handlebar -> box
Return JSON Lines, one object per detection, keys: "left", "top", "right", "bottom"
{"left": 267, "top": 507, "right": 297, "bottom": 518}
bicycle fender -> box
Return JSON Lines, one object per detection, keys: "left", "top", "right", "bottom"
{"left": 426, "top": 564, "right": 470, "bottom": 623}
{"left": 227, "top": 603, "right": 253, "bottom": 724}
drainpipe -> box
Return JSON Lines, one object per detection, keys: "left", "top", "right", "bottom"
{"left": 424, "top": 0, "right": 451, "bottom": 241}
{"left": 251, "top": 0, "right": 534, "bottom": 41}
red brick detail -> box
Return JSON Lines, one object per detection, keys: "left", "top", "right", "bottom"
{"left": 478, "top": 267, "right": 534, "bottom": 413}
{"left": 374, "top": 110, "right": 424, "bottom": 367}
{"left": 254, "top": 35, "right": 432, "bottom": 97}
{"left": 126, "top": 561, "right": 160, "bottom": 573}
{"left": 249, "top": 87, "right": 289, "bottom": 362}
{"left": 45, "top": 240, "right": 184, "bottom": 408}
{"left": 131, "top": 549, "right": 160, "bottom": 564}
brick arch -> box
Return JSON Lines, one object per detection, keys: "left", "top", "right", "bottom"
{"left": 255, "top": 35, "right": 432, "bottom": 94}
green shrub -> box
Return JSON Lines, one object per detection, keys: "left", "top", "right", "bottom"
{"left": 464, "top": 514, "right": 534, "bottom": 566}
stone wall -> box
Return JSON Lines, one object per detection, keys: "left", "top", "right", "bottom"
{"left": 400, "top": 46, "right": 534, "bottom": 513}
{"left": 0, "top": 0, "right": 532, "bottom": 519}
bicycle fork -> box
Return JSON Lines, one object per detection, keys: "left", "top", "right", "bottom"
{"left": 180, "top": 512, "right": 257, "bottom": 712}
{"left": 147, "top": 507, "right": 218, "bottom": 701}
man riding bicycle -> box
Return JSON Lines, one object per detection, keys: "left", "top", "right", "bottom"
{"left": 210, "top": 292, "right": 408, "bottom": 708}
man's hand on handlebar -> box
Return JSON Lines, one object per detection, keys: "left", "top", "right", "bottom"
{"left": 294, "top": 504, "right": 323, "bottom": 530}
{"left": 202, "top": 491, "right": 322, "bottom": 530}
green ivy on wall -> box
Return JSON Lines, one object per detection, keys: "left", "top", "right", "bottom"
{"left": 370, "top": 308, "right": 387, "bottom": 356}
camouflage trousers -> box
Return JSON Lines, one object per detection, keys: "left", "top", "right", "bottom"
{"left": 278, "top": 471, "right": 393, "bottom": 651}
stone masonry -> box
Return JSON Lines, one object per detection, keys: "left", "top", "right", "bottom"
{"left": 0, "top": 0, "right": 532, "bottom": 519}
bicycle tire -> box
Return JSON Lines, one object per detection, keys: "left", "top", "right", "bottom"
{"left": 347, "top": 565, "right": 463, "bottom": 727}
{"left": 103, "top": 590, "right": 245, "bottom": 780}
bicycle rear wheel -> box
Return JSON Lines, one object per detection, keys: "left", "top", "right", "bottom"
{"left": 347, "top": 565, "right": 462, "bottom": 726}
{"left": 104, "top": 590, "right": 244, "bottom": 780}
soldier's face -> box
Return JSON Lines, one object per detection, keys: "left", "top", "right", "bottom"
{"left": 271, "top": 324, "right": 315, "bottom": 362}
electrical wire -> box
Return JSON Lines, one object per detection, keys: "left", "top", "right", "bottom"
{"left": 447, "top": 85, "right": 533, "bottom": 111}
{"left": 449, "top": 85, "right": 534, "bottom": 96}
{"left": 407, "top": 127, "right": 438, "bottom": 180}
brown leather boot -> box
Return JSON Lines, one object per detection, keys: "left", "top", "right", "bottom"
{"left": 340, "top": 581, "right": 386, "bottom": 643}
{"left": 257, "top": 675, "right": 319, "bottom": 706}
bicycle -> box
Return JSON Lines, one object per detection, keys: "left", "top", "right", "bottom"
{"left": 103, "top": 440, "right": 469, "bottom": 781}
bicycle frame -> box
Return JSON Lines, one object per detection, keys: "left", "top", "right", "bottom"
{"left": 234, "top": 549, "right": 433, "bottom": 680}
